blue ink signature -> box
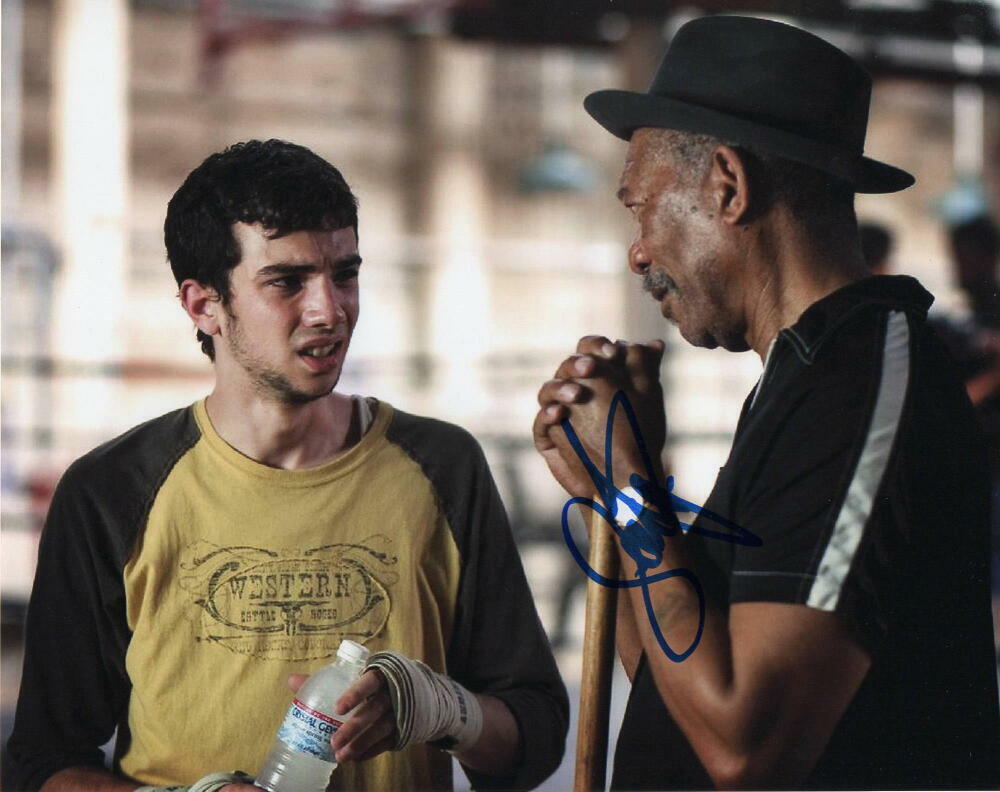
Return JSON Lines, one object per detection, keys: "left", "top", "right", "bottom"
{"left": 560, "top": 390, "right": 762, "bottom": 662}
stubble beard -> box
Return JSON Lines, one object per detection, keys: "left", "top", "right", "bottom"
{"left": 224, "top": 307, "right": 336, "bottom": 406}
{"left": 686, "top": 257, "right": 749, "bottom": 352}
{"left": 642, "top": 254, "right": 739, "bottom": 351}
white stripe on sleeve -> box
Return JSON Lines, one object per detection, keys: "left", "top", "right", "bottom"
{"left": 807, "top": 310, "right": 911, "bottom": 611}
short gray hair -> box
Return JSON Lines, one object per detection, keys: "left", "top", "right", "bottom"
{"left": 646, "top": 128, "right": 856, "bottom": 237}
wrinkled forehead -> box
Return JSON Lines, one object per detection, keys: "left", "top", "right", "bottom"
{"left": 618, "top": 128, "right": 676, "bottom": 198}
{"left": 622, "top": 128, "right": 655, "bottom": 170}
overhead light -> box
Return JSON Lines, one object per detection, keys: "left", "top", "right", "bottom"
{"left": 518, "top": 141, "right": 598, "bottom": 194}
{"left": 934, "top": 177, "right": 991, "bottom": 224}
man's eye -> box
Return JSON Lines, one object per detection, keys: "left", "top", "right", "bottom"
{"left": 334, "top": 268, "right": 360, "bottom": 283}
{"left": 270, "top": 277, "right": 302, "bottom": 290}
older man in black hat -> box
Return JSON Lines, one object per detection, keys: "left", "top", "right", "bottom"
{"left": 534, "top": 15, "right": 1000, "bottom": 790}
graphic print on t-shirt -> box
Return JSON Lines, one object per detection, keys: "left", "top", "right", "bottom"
{"left": 178, "top": 536, "right": 399, "bottom": 661}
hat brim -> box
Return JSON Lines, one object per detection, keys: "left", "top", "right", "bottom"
{"left": 585, "top": 89, "right": 914, "bottom": 194}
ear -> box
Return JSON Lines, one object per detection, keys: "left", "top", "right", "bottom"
{"left": 708, "top": 145, "right": 751, "bottom": 225}
{"left": 178, "top": 280, "right": 222, "bottom": 337}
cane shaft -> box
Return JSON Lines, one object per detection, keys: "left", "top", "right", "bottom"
{"left": 573, "top": 511, "right": 620, "bottom": 792}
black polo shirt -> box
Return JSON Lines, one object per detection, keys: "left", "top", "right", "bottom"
{"left": 612, "top": 276, "right": 1000, "bottom": 790}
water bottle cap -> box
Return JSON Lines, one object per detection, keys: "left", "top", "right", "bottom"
{"left": 337, "top": 639, "right": 370, "bottom": 665}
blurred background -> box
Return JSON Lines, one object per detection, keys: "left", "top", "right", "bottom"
{"left": 2, "top": 0, "right": 999, "bottom": 789}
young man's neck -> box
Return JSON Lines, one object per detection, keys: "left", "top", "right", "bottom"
{"left": 204, "top": 388, "right": 358, "bottom": 470}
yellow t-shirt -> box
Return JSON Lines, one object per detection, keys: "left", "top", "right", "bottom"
{"left": 122, "top": 400, "right": 460, "bottom": 790}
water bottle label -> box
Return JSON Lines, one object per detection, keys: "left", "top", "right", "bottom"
{"left": 278, "top": 698, "right": 343, "bottom": 762}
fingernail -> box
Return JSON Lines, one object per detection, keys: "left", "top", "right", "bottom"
{"left": 574, "top": 357, "right": 589, "bottom": 374}
{"left": 546, "top": 405, "right": 561, "bottom": 418}
{"left": 558, "top": 383, "right": 577, "bottom": 399}
{"left": 602, "top": 343, "right": 616, "bottom": 357}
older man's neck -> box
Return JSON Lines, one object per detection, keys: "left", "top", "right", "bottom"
{"left": 744, "top": 219, "right": 868, "bottom": 360}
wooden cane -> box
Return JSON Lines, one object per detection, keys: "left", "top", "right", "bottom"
{"left": 573, "top": 508, "right": 620, "bottom": 792}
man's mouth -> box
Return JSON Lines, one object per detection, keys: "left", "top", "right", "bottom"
{"left": 643, "top": 269, "right": 677, "bottom": 302}
{"left": 300, "top": 343, "right": 338, "bottom": 358}
{"left": 297, "top": 339, "right": 344, "bottom": 370}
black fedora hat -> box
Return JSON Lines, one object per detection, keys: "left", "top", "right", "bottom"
{"left": 584, "top": 15, "right": 914, "bottom": 194}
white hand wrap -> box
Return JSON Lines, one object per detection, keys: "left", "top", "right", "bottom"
{"left": 135, "top": 770, "right": 254, "bottom": 792}
{"left": 365, "top": 651, "right": 483, "bottom": 753}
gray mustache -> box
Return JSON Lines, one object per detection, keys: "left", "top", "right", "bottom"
{"left": 643, "top": 269, "right": 677, "bottom": 295}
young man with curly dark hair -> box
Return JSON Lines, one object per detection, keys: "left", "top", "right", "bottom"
{"left": 9, "top": 140, "right": 567, "bottom": 792}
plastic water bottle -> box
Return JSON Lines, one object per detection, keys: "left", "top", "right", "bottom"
{"left": 255, "top": 640, "right": 371, "bottom": 792}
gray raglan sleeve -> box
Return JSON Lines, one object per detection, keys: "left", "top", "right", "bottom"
{"left": 6, "top": 407, "right": 199, "bottom": 791}
{"left": 6, "top": 460, "right": 133, "bottom": 790}
{"left": 386, "top": 412, "right": 569, "bottom": 790}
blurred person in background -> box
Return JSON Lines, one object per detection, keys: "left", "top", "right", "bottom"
{"left": 935, "top": 213, "right": 1000, "bottom": 409}
{"left": 951, "top": 213, "right": 1000, "bottom": 330}
{"left": 933, "top": 211, "right": 1000, "bottom": 596}
{"left": 534, "top": 16, "right": 999, "bottom": 790}
{"left": 7, "top": 140, "right": 567, "bottom": 792}
{"left": 858, "top": 221, "right": 893, "bottom": 275}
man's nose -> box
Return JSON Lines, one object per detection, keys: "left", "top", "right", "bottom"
{"left": 302, "top": 279, "right": 346, "bottom": 327}
{"left": 628, "top": 236, "right": 651, "bottom": 275}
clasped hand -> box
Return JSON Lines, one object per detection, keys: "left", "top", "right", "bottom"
{"left": 533, "top": 335, "right": 667, "bottom": 497}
